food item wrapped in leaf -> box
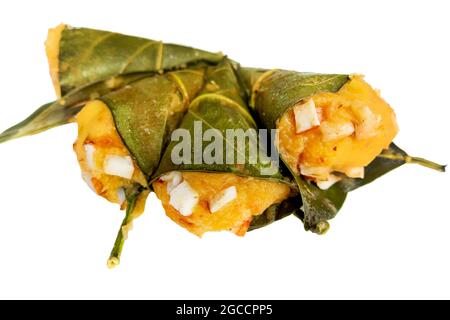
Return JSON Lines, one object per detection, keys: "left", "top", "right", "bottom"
{"left": 239, "top": 68, "right": 445, "bottom": 232}
{"left": 152, "top": 60, "right": 296, "bottom": 236}
{"left": 46, "top": 24, "right": 223, "bottom": 97}
{"left": 75, "top": 68, "right": 205, "bottom": 202}
{"left": 0, "top": 25, "right": 223, "bottom": 144}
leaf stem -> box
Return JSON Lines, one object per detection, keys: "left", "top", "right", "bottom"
{"left": 312, "top": 221, "right": 330, "bottom": 235}
{"left": 107, "top": 190, "right": 139, "bottom": 269}
{"left": 378, "top": 153, "right": 446, "bottom": 172}
{"left": 407, "top": 156, "right": 446, "bottom": 172}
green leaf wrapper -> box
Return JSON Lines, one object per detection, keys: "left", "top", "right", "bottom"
{"left": 57, "top": 25, "right": 223, "bottom": 96}
{"left": 154, "top": 60, "right": 277, "bottom": 179}
{"left": 0, "top": 25, "right": 223, "bottom": 145}
{"left": 100, "top": 68, "right": 206, "bottom": 177}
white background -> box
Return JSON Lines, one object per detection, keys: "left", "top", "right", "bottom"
{"left": 0, "top": 0, "right": 448, "bottom": 300}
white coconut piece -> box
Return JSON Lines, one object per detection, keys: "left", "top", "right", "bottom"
{"left": 299, "top": 165, "right": 331, "bottom": 179}
{"left": 117, "top": 187, "right": 126, "bottom": 205}
{"left": 160, "top": 171, "right": 183, "bottom": 193}
{"left": 169, "top": 180, "right": 199, "bottom": 216}
{"left": 354, "top": 105, "right": 381, "bottom": 139}
{"left": 316, "top": 174, "right": 342, "bottom": 190}
{"left": 293, "top": 99, "right": 320, "bottom": 133}
{"left": 84, "top": 144, "right": 96, "bottom": 170}
{"left": 103, "top": 155, "right": 134, "bottom": 179}
{"left": 320, "top": 121, "right": 355, "bottom": 141}
{"left": 209, "top": 186, "right": 238, "bottom": 213}
{"left": 344, "top": 167, "right": 365, "bottom": 179}
{"left": 81, "top": 172, "right": 95, "bottom": 192}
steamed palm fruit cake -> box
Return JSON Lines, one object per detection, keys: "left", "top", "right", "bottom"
{"left": 152, "top": 172, "right": 290, "bottom": 237}
{"left": 74, "top": 100, "right": 148, "bottom": 211}
{"left": 277, "top": 75, "right": 398, "bottom": 190}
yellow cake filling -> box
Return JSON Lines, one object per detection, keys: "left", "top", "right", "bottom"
{"left": 74, "top": 100, "right": 147, "bottom": 208}
{"left": 45, "top": 24, "right": 65, "bottom": 97}
{"left": 277, "top": 75, "right": 398, "bottom": 185}
{"left": 153, "top": 172, "right": 291, "bottom": 237}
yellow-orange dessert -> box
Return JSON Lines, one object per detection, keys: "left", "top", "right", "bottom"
{"left": 45, "top": 24, "right": 65, "bottom": 97}
{"left": 153, "top": 172, "right": 291, "bottom": 236}
{"left": 277, "top": 75, "right": 398, "bottom": 188}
